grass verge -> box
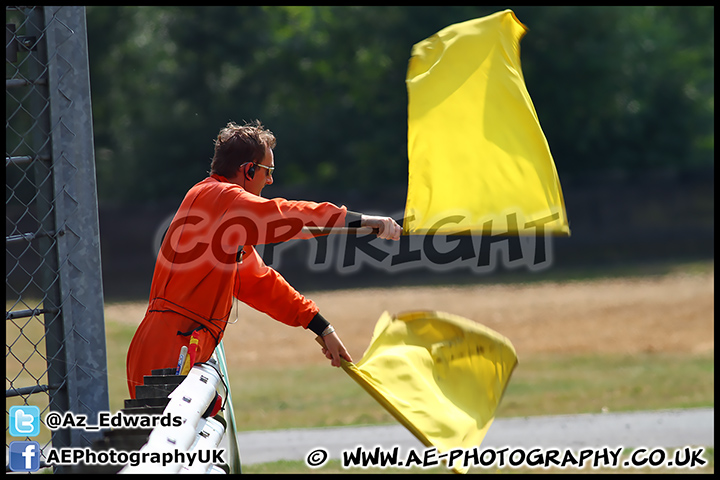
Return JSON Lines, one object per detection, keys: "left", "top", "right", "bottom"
{"left": 219, "top": 352, "right": 714, "bottom": 432}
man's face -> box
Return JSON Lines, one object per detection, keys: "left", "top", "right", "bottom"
{"left": 245, "top": 146, "right": 274, "bottom": 196}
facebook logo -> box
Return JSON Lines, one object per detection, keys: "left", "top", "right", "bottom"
{"left": 8, "top": 441, "right": 41, "bottom": 472}
{"left": 9, "top": 405, "right": 40, "bottom": 437}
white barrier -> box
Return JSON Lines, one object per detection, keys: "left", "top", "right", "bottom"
{"left": 120, "top": 362, "right": 225, "bottom": 474}
{"left": 180, "top": 417, "right": 227, "bottom": 474}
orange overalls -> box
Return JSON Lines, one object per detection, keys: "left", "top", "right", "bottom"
{"left": 126, "top": 174, "right": 352, "bottom": 398}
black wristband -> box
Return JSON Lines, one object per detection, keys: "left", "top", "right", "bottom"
{"left": 307, "top": 312, "right": 330, "bottom": 336}
{"left": 346, "top": 211, "right": 363, "bottom": 228}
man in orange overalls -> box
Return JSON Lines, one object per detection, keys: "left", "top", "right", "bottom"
{"left": 126, "top": 121, "right": 401, "bottom": 398}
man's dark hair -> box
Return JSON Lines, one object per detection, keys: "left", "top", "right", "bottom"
{"left": 210, "top": 120, "right": 276, "bottom": 178}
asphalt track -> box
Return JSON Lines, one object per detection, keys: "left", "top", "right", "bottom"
{"left": 230, "top": 407, "right": 714, "bottom": 466}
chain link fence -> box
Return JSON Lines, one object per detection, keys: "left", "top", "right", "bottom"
{"left": 6, "top": 6, "right": 109, "bottom": 473}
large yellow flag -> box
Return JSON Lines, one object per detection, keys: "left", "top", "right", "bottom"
{"left": 404, "top": 10, "right": 569, "bottom": 236}
{"left": 340, "top": 311, "right": 517, "bottom": 474}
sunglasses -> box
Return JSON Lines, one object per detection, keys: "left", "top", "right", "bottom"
{"left": 255, "top": 163, "right": 274, "bottom": 176}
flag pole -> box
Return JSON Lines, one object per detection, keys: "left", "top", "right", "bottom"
{"left": 301, "top": 226, "right": 379, "bottom": 236}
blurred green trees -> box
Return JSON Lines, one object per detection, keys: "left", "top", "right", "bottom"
{"left": 86, "top": 6, "right": 714, "bottom": 204}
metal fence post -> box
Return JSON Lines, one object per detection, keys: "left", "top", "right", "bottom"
{"left": 6, "top": 6, "right": 109, "bottom": 473}
{"left": 43, "top": 5, "right": 110, "bottom": 453}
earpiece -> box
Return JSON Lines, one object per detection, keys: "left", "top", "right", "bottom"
{"left": 245, "top": 162, "right": 256, "bottom": 180}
